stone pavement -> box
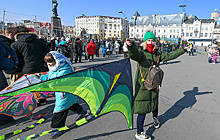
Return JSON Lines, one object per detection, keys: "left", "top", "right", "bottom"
{"left": 1, "top": 50, "right": 220, "bottom": 140}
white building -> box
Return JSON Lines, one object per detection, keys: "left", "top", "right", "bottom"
{"left": 183, "top": 19, "right": 215, "bottom": 46}
{"left": 129, "top": 11, "right": 184, "bottom": 41}
{"left": 75, "top": 15, "right": 129, "bottom": 39}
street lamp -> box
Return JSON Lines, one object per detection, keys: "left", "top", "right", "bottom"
{"left": 118, "top": 11, "right": 126, "bottom": 39}
{"left": 179, "top": 5, "right": 186, "bottom": 44}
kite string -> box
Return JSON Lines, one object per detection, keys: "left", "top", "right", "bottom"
{"left": 26, "top": 111, "right": 49, "bottom": 120}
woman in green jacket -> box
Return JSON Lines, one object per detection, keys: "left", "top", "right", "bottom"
{"left": 126, "top": 31, "right": 186, "bottom": 140}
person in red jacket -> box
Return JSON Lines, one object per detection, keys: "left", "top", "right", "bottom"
{"left": 86, "top": 40, "right": 96, "bottom": 61}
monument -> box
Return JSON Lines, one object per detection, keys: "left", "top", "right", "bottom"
{"left": 51, "top": 0, "right": 63, "bottom": 37}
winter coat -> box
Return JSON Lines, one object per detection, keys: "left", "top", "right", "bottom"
{"left": 102, "top": 45, "right": 107, "bottom": 54}
{"left": 86, "top": 40, "right": 96, "bottom": 55}
{"left": 40, "top": 63, "right": 77, "bottom": 113}
{"left": 95, "top": 41, "right": 100, "bottom": 50}
{"left": 0, "top": 71, "right": 8, "bottom": 91}
{"left": 75, "top": 42, "right": 82, "bottom": 54}
{"left": 127, "top": 42, "right": 185, "bottom": 114}
{"left": 83, "top": 42, "right": 89, "bottom": 52}
{"left": 11, "top": 33, "right": 49, "bottom": 74}
{"left": 0, "top": 35, "right": 14, "bottom": 47}
{"left": 114, "top": 42, "right": 120, "bottom": 52}
{"left": 49, "top": 39, "right": 56, "bottom": 51}
{"left": 123, "top": 42, "right": 128, "bottom": 52}
{"left": 0, "top": 35, "right": 16, "bottom": 74}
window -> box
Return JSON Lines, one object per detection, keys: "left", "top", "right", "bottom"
{"left": 158, "top": 29, "right": 160, "bottom": 33}
{"left": 186, "top": 33, "right": 189, "bottom": 37}
{"left": 217, "top": 36, "right": 219, "bottom": 40}
{"left": 210, "top": 33, "right": 212, "bottom": 37}
{"left": 200, "top": 33, "right": 203, "bottom": 37}
{"left": 170, "top": 35, "right": 172, "bottom": 38}
{"left": 205, "top": 33, "right": 208, "bottom": 37}
{"left": 164, "top": 29, "right": 166, "bottom": 33}
{"left": 137, "top": 29, "right": 138, "bottom": 32}
{"left": 131, "top": 29, "right": 133, "bottom": 32}
{"left": 170, "top": 29, "right": 172, "bottom": 33}
{"left": 109, "top": 24, "right": 112, "bottom": 29}
{"left": 195, "top": 32, "right": 198, "bottom": 37}
{"left": 177, "top": 29, "right": 179, "bottom": 33}
{"left": 190, "top": 33, "right": 192, "bottom": 37}
{"left": 189, "top": 27, "right": 191, "bottom": 30}
{"left": 173, "top": 29, "right": 175, "bottom": 33}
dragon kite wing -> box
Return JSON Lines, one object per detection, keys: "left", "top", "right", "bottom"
{"left": 0, "top": 72, "right": 54, "bottom": 117}
{"left": 0, "top": 59, "right": 133, "bottom": 129}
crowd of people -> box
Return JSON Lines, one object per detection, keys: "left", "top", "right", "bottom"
{"left": 47, "top": 36, "right": 129, "bottom": 63}
{"left": 0, "top": 26, "right": 219, "bottom": 140}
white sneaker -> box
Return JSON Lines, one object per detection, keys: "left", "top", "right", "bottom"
{"left": 153, "top": 117, "right": 160, "bottom": 129}
{"left": 135, "top": 132, "right": 151, "bottom": 140}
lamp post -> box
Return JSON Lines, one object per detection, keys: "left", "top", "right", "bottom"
{"left": 179, "top": 5, "right": 186, "bottom": 44}
{"left": 2, "top": 10, "right": 5, "bottom": 35}
{"left": 118, "top": 11, "right": 126, "bottom": 39}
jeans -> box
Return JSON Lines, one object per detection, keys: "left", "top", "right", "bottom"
{"left": 137, "top": 107, "right": 158, "bottom": 134}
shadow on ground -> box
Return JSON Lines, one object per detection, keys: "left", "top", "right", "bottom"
{"left": 146, "top": 87, "right": 212, "bottom": 140}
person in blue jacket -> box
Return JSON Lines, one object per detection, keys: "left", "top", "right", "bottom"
{"left": 39, "top": 51, "right": 86, "bottom": 130}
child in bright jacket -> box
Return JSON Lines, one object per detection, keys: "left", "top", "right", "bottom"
{"left": 40, "top": 51, "right": 86, "bottom": 129}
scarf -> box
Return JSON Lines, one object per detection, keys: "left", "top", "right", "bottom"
{"left": 147, "top": 44, "right": 156, "bottom": 53}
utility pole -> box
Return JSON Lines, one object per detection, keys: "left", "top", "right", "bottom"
{"left": 118, "top": 11, "right": 126, "bottom": 39}
{"left": 34, "top": 15, "right": 37, "bottom": 34}
{"left": 179, "top": 5, "right": 186, "bottom": 44}
{"left": 2, "top": 10, "right": 5, "bottom": 34}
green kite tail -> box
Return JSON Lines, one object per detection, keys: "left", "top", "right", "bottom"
{"left": 0, "top": 118, "right": 45, "bottom": 140}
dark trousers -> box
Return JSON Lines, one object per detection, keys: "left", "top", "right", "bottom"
{"left": 84, "top": 52, "right": 87, "bottom": 60}
{"left": 75, "top": 53, "right": 81, "bottom": 63}
{"left": 124, "top": 52, "right": 128, "bottom": 58}
{"left": 88, "top": 55, "right": 94, "bottom": 60}
{"left": 95, "top": 49, "right": 99, "bottom": 57}
{"left": 137, "top": 107, "right": 158, "bottom": 134}
{"left": 51, "top": 103, "right": 83, "bottom": 128}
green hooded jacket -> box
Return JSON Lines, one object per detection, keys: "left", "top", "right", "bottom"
{"left": 128, "top": 43, "right": 185, "bottom": 114}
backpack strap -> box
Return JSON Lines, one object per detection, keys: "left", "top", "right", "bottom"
{"left": 142, "top": 52, "right": 161, "bottom": 66}
{"left": 137, "top": 63, "right": 146, "bottom": 82}
{"left": 138, "top": 52, "right": 161, "bottom": 82}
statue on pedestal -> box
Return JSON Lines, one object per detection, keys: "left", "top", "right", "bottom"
{"left": 52, "top": 0, "right": 58, "bottom": 17}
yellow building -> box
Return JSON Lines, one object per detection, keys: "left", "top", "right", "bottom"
{"left": 75, "top": 15, "right": 128, "bottom": 39}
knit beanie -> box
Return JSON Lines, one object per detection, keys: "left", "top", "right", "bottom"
{"left": 143, "top": 31, "right": 156, "bottom": 42}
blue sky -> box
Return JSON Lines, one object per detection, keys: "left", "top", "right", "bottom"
{"left": 0, "top": 0, "right": 219, "bottom": 26}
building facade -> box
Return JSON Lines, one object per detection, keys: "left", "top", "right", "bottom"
{"left": 129, "top": 11, "right": 184, "bottom": 41}
{"left": 75, "top": 15, "right": 129, "bottom": 39}
{"left": 182, "top": 19, "right": 215, "bottom": 46}
{"left": 0, "top": 20, "right": 53, "bottom": 38}
{"left": 63, "top": 25, "right": 75, "bottom": 38}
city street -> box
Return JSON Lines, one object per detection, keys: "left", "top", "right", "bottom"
{"left": 1, "top": 49, "right": 220, "bottom": 140}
